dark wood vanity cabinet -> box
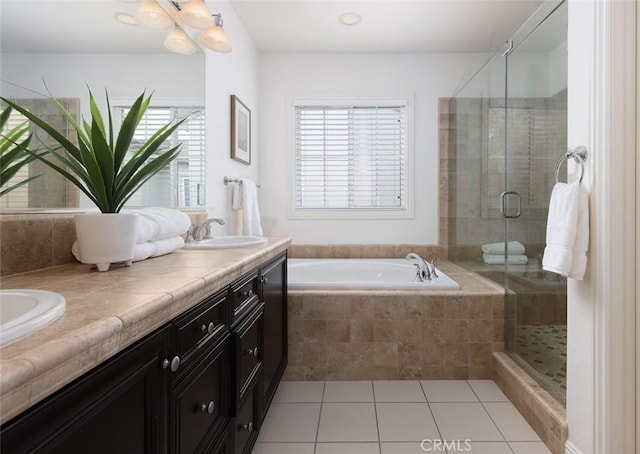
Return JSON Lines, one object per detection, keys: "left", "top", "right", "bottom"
{"left": 0, "top": 325, "right": 170, "bottom": 454}
{"left": 0, "top": 251, "right": 288, "bottom": 454}
{"left": 259, "top": 254, "right": 287, "bottom": 419}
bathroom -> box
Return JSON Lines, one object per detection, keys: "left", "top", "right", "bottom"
{"left": 0, "top": 1, "right": 637, "bottom": 454}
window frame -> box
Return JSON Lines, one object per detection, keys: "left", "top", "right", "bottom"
{"left": 286, "top": 94, "right": 414, "bottom": 220}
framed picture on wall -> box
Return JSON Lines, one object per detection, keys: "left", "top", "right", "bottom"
{"left": 231, "top": 95, "right": 251, "bottom": 165}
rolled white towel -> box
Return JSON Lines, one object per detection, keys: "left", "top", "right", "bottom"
{"left": 72, "top": 235, "right": 185, "bottom": 264}
{"left": 481, "top": 241, "right": 526, "bottom": 256}
{"left": 136, "top": 207, "right": 191, "bottom": 242}
{"left": 482, "top": 254, "right": 529, "bottom": 265}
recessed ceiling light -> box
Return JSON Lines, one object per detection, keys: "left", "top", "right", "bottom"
{"left": 339, "top": 12, "right": 362, "bottom": 26}
{"left": 114, "top": 12, "right": 138, "bottom": 26}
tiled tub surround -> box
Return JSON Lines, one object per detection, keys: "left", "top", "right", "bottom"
{"left": 285, "top": 261, "right": 504, "bottom": 381}
{"left": 0, "top": 237, "right": 290, "bottom": 424}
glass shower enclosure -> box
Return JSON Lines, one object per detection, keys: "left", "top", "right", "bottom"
{"left": 447, "top": 0, "right": 568, "bottom": 404}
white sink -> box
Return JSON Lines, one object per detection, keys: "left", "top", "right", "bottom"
{"left": 184, "top": 236, "right": 267, "bottom": 249}
{"left": 0, "top": 290, "right": 66, "bottom": 346}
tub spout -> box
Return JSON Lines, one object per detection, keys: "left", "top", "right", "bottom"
{"left": 405, "top": 253, "right": 431, "bottom": 281}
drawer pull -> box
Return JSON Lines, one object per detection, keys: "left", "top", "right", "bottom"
{"left": 241, "top": 289, "right": 254, "bottom": 298}
{"left": 200, "top": 322, "right": 216, "bottom": 334}
{"left": 240, "top": 422, "right": 254, "bottom": 433}
{"left": 200, "top": 401, "right": 215, "bottom": 415}
{"left": 161, "top": 356, "right": 181, "bottom": 372}
{"left": 261, "top": 276, "right": 268, "bottom": 285}
{"left": 245, "top": 347, "right": 259, "bottom": 358}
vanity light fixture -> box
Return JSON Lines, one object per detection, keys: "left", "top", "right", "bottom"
{"left": 135, "top": 0, "right": 173, "bottom": 30}
{"left": 198, "top": 14, "right": 232, "bottom": 53}
{"left": 339, "top": 12, "right": 362, "bottom": 26}
{"left": 180, "top": 0, "right": 214, "bottom": 29}
{"left": 114, "top": 12, "right": 138, "bottom": 26}
{"left": 164, "top": 25, "right": 197, "bottom": 54}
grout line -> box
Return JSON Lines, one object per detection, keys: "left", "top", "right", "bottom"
{"left": 312, "top": 381, "right": 326, "bottom": 453}
{"left": 371, "top": 381, "right": 382, "bottom": 454}
{"left": 420, "top": 380, "right": 446, "bottom": 450}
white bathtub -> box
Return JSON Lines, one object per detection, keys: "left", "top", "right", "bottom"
{"left": 288, "top": 259, "right": 459, "bottom": 290}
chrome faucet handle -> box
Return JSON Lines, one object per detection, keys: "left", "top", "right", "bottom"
{"left": 186, "top": 225, "right": 197, "bottom": 243}
{"left": 427, "top": 257, "right": 439, "bottom": 279}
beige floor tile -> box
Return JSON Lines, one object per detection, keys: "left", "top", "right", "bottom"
{"left": 324, "top": 381, "right": 374, "bottom": 402}
{"left": 430, "top": 403, "right": 503, "bottom": 442}
{"left": 376, "top": 403, "right": 439, "bottom": 442}
{"left": 467, "top": 380, "right": 509, "bottom": 402}
{"left": 316, "top": 442, "right": 381, "bottom": 454}
{"left": 257, "top": 403, "right": 321, "bottom": 442}
{"left": 420, "top": 380, "right": 478, "bottom": 402}
{"left": 509, "top": 441, "right": 552, "bottom": 454}
{"left": 484, "top": 402, "right": 541, "bottom": 441}
{"left": 373, "top": 380, "right": 426, "bottom": 402}
{"left": 317, "top": 403, "right": 378, "bottom": 442}
{"left": 251, "top": 442, "right": 315, "bottom": 454}
{"left": 273, "top": 381, "right": 325, "bottom": 403}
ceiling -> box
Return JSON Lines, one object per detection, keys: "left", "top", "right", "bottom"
{"left": 0, "top": 0, "right": 546, "bottom": 54}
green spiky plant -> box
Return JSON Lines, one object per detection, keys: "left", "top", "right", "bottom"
{"left": 0, "top": 89, "right": 186, "bottom": 213}
{"left": 0, "top": 106, "right": 43, "bottom": 197}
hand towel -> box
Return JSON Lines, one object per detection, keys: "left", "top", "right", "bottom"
{"left": 568, "top": 185, "right": 589, "bottom": 280}
{"left": 542, "top": 181, "right": 581, "bottom": 276}
{"left": 72, "top": 235, "right": 185, "bottom": 264}
{"left": 482, "top": 254, "right": 529, "bottom": 265}
{"left": 240, "top": 178, "right": 263, "bottom": 236}
{"left": 481, "top": 241, "right": 526, "bottom": 256}
{"left": 230, "top": 182, "right": 244, "bottom": 236}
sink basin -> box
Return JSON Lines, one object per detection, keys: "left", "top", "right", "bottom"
{"left": 0, "top": 290, "right": 66, "bottom": 346}
{"left": 184, "top": 236, "right": 267, "bottom": 249}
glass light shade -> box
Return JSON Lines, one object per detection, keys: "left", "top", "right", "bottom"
{"left": 164, "top": 27, "right": 197, "bottom": 55}
{"left": 199, "top": 25, "right": 232, "bottom": 53}
{"left": 135, "top": 0, "right": 173, "bottom": 30}
{"left": 180, "top": 0, "right": 214, "bottom": 29}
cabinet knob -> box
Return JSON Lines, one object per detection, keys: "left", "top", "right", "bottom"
{"left": 241, "top": 422, "right": 253, "bottom": 433}
{"left": 261, "top": 276, "right": 268, "bottom": 285}
{"left": 242, "top": 289, "right": 254, "bottom": 298}
{"left": 200, "top": 401, "right": 215, "bottom": 415}
{"left": 201, "top": 322, "right": 216, "bottom": 334}
{"left": 161, "top": 356, "right": 180, "bottom": 372}
{"left": 245, "top": 347, "right": 259, "bottom": 358}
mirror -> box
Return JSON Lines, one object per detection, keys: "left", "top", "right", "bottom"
{"left": 0, "top": 0, "right": 206, "bottom": 211}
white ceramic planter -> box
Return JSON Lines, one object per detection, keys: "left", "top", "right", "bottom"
{"left": 75, "top": 213, "right": 138, "bottom": 272}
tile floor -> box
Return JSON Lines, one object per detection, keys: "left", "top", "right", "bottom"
{"left": 253, "top": 380, "right": 551, "bottom": 454}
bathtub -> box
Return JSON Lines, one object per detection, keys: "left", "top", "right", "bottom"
{"left": 288, "top": 258, "right": 459, "bottom": 289}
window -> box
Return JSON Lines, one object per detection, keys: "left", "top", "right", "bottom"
{"left": 114, "top": 105, "right": 205, "bottom": 209}
{"left": 292, "top": 98, "right": 411, "bottom": 218}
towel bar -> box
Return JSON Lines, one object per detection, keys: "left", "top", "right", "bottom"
{"left": 555, "top": 146, "right": 587, "bottom": 184}
{"left": 223, "top": 176, "right": 261, "bottom": 188}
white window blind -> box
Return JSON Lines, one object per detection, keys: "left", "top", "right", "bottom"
{"left": 115, "top": 106, "right": 205, "bottom": 209}
{"left": 294, "top": 104, "right": 407, "bottom": 212}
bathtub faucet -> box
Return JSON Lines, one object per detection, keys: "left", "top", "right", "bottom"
{"left": 187, "top": 218, "right": 226, "bottom": 243}
{"left": 405, "top": 253, "right": 432, "bottom": 281}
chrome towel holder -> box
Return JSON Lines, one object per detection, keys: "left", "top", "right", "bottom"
{"left": 223, "top": 176, "right": 261, "bottom": 188}
{"left": 555, "top": 146, "right": 588, "bottom": 183}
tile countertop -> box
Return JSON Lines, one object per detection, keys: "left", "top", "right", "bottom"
{"left": 0, "top": 237, "right": 291, "bottom": 425}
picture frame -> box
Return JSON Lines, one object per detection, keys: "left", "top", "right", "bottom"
{"left": 231, "top": 95, "right": 251, "bottom": 165}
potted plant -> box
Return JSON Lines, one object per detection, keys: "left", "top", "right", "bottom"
{"left": 0, "top": 106, "right": 44, "bottom": 196}
{"left": 1, "top": 89, "right": 186, "bottom": 271}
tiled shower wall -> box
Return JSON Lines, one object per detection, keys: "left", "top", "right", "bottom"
{"left": 447, "top": 91, "right": 568, "bottom": 260}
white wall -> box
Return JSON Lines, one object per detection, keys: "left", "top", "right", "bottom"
{"left": 258, "top": 52, "right": 485, "bottom": 245}
{"left": 201, "top": 2, "right": 259, "bottom": 235}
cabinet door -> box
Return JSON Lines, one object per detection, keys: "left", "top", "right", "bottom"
{"left": 259, "top": 253, "right": 287, "bottom": 416}
{"left": 1, "top": 326, "right": 169, "bottom": 454}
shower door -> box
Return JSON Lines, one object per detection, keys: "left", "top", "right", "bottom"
{"left": 503, "top": 0, "right": 568, "bottom": 404}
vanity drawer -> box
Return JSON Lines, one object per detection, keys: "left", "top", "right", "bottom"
{"left": 171, "top": 334, "right": 230, "bottom": 454}
{"left": 230, "top": 272, "right": 259, "bottom": 325}
{"left": 232, "top": 303, "right": 264, "bottom": 411}
{"left": 173, "top": 290, "right": 228, "bottom": 371}
{"left": 233, "top": 375, "right": 261, "bottom": 454}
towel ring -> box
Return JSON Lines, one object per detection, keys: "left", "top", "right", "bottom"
{"left": 555, "top": 146, "right": 588, "bottom": 184}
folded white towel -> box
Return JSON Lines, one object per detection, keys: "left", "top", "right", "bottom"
{"left": 136, "top": 207, "right": 191, "bottom": 242}
{"left": 568, "top": 185, "right": 589, "bottom": 280}
{"left": 72, "top": 235, "right": 185, "bottom": 264}
{"left": 240, "top": 178, "right": 263, "bottom": 236}
{"left": 482, "top": 254, "right": 529, "bottom": 265}
{"left": 542, "top": 181, "right": 581, "bottom": 276}
{"left": 481, "top": 241, "right": 526, "bottom": 256}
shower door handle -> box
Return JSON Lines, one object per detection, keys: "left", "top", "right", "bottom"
{"left": 500, "top": 191, "right": 521, "bottom": 218}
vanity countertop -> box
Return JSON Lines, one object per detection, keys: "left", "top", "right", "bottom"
{"left": 0, "top": 237, "right": 291, "bottom": 425}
